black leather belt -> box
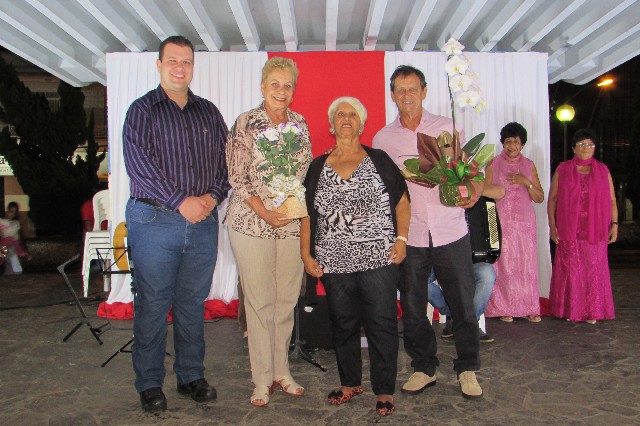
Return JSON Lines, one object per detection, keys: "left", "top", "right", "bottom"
{"left": 133, "top": 197, "right": 164, "bottom": 208}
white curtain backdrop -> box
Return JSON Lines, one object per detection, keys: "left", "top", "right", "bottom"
{"left": 105, "top": 50, "right": 552, "bottom": 305}
{"left": 385, "top": 51, "right": 552, "bottom": 297}
{"left": 105, "top": 51, "right": 268, "bottom": 304}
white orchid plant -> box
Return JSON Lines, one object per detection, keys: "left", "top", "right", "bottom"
{"left": 442, "top": 38, "right": 486, "bottom": 120}
{"left": 256, "top": 121, "right": 306, "bottom": 209}
{"left": 402, "top": 38, "right": 493, "bottom": 206}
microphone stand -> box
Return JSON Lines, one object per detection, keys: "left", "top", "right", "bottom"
{"left": 59, "top": 253, "right": 110, "bottom": 344}
{"left": 101, "top": 247, "right": 171, "bottom": 367}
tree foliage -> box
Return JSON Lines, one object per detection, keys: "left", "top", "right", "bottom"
{"left": 625, "top": 99, "right": 640, "bottom": 219}
{"left": 0, "top": 55, "right": 105, "bottom": 234}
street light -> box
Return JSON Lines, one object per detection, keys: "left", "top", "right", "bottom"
{"left": 597, "top": 78, "right": 614, "bottom": 87}
{"left": 588, "top": 78, "right": 614, "bottom": 128}
{"left": 556, "top": 104, "right": 575, "bottom": 161}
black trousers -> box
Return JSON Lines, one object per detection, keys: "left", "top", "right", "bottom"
{"left": 321, "top": 264, "right": 399, "bottom": 395}
{"left": 400, "top": 235, "right": 480, "bottom": 375}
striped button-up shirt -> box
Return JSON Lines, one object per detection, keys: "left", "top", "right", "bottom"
{"left": 123, "top": 85, "right": 230, "bottom": 211}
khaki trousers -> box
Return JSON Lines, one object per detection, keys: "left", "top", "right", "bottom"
{"left": 229, "top": 229, "right": 304, "bottom": 387}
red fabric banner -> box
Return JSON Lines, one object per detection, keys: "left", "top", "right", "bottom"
{"left": 267, "top": 51, "right": 386, "bottom": 154}
{"left": 268, "top": 51, "right": 387, "bottom": 296}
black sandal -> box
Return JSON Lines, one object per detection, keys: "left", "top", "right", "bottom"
{"left": 375, "top": 400, "right": 396, "bottom": 416}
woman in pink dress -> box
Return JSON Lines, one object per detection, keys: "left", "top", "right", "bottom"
{"left": 547, "top": 129, "right": 617, "bottom": 323}
{"left": 484, "top": 123, "right": 545, "bottom": 322}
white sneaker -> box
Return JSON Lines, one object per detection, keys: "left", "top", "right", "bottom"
{"left": 401, "top": 372, "right": 436, "bottom": 394}
{"left": 458, "top": 371, "right": 483, "bottom": 399}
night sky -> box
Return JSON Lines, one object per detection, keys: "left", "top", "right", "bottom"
{"left": 548, "top": 55, "right": 640, "bottom": 176}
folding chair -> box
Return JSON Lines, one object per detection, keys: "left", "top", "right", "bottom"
{"left": 81, "top": 189, "right": 111, "bottom": 298}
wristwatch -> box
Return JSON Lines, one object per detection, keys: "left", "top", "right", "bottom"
{"left": 210, "top": 194, "right": 218, "bottom": 204}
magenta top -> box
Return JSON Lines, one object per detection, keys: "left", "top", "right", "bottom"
{"left": 555, "top": 157, "right": 611, "bottom": 244}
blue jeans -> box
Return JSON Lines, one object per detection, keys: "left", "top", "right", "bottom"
{"left": 321, "top": 265, "right": 399, "bottom": 395}
{"left": 126, "top": 198, "right": 219, "bottom": 393}
{"left": 428, "top": 262, "right": 496, "bottom": 320}
{"left": 400, "top": 235, "right": 479, "bottom": 375}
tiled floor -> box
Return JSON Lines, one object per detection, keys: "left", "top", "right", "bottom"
{"left": 0, "top": 248, "right": 638, "bottom": 425}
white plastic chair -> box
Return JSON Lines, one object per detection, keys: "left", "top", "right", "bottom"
{"left": 81, "top": 190, "right": 111, "bottom": 298}
{"left": 92, "top": 190, "right": 110, "bottom": 232}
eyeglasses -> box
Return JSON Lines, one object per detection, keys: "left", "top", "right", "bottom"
{"left": 575, "top": 142, "right": 595, "bottom": 148}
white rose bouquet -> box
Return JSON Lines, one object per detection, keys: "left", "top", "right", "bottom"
{"left": 256, "top": 122, "right": 308, "bottom": 218}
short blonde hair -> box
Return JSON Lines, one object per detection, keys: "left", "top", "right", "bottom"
{"left": 327, "top": 97, "right": 368, "bottom": 127}
{"left": 261, "top": 57, "right": 299, "bottom": 87}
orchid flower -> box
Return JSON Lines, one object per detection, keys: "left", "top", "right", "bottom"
{"left": 441, "top": 38, "right": 465, "bottom": 56}
{"left": 456, "top": 90, "right": 482, "bottom": 108}
{"left": 449, "top": 74, "right": 474, "bottom": 92}
{"left": 445, "top": 55, "right": 469, "bottom": 76}
{"left": 473, "top": 100, "right": 487, "bottom": 113}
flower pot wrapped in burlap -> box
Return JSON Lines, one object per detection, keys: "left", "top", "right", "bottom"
{"left": 274, "top": 195, "right": 308, "bottom": 219}
{"left": 267, "top": 174, "right": 308, "bottom": 219}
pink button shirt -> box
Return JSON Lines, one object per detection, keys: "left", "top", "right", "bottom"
{"left": 372, "top": 109, "right": 467, "bottom": 248}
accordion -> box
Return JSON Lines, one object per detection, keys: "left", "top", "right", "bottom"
{"left": 465, "top": 196, "right": 502, "bottom": 264}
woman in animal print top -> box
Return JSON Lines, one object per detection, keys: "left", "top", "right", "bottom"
{"left": 301, "top": 96, "right": 410, "bottom": 417}
{"left": 225, "top": 57, "right": 312, "bottom": 407}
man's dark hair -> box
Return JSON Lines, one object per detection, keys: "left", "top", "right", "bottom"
{"left": 159, "top": 35, "right": 194, "bottom": 61}
{"left": 500, "top": 122, "right": 528, "bottom": 145}
{"left": 390, "top": 65, "right": 427, "bottom": 92}
{"left": 7, "top": 201, "right": 18, "bottom": 210}
{"left": 572, "top": 128, "right": 598, "bottom": 148}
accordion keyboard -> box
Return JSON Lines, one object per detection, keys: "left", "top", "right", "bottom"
{"left": 486, "top": 201, "right": 500, "bottom": 250}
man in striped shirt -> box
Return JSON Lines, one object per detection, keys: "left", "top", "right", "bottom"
{"left": 123, "top": 35, "right": 230, "bottom": 413}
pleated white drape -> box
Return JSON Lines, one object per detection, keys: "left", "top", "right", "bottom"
{"left": 105, "top": 50, "right": 552, "bottom": 305}
{"left": 105, "top": 51, "right": 268, "bottom": 304}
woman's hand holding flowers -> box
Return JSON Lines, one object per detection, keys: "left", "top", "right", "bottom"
{"left": 244, "top": 195, "right": 292, "bottom": 228}
{"left": 260, "top": 209, "right": 292, "bottom": 229}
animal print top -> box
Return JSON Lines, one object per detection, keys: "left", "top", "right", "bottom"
{"left": 225, "top": 103, "right": 312, "bottom": 239}
{"left": 314, "top": 157, "right": 395, "bottom": 274}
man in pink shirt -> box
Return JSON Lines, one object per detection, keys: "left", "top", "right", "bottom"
{"left": 372, "top": 65, "right": 482, "bottom": 400}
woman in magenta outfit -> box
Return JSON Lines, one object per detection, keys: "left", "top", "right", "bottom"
{"left": 548, "top": 129, "right": 617, "bottom": 324}
{"left": 484, "top": 123, "right": 545, "bottom": 323}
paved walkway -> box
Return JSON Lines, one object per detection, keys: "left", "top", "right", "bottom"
{"left": 0, "top": 248, "right": 638, "bottom": 425}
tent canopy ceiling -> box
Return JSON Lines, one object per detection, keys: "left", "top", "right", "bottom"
{"left": 1, "top": 0, "right": 638, "bottom": 87}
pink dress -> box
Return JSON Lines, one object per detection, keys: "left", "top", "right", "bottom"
{"left": 485, "top": 153, "right": 540, "bottom": 317}
{"left": 549, "top": 173, "right": 615, "bottom": 320}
